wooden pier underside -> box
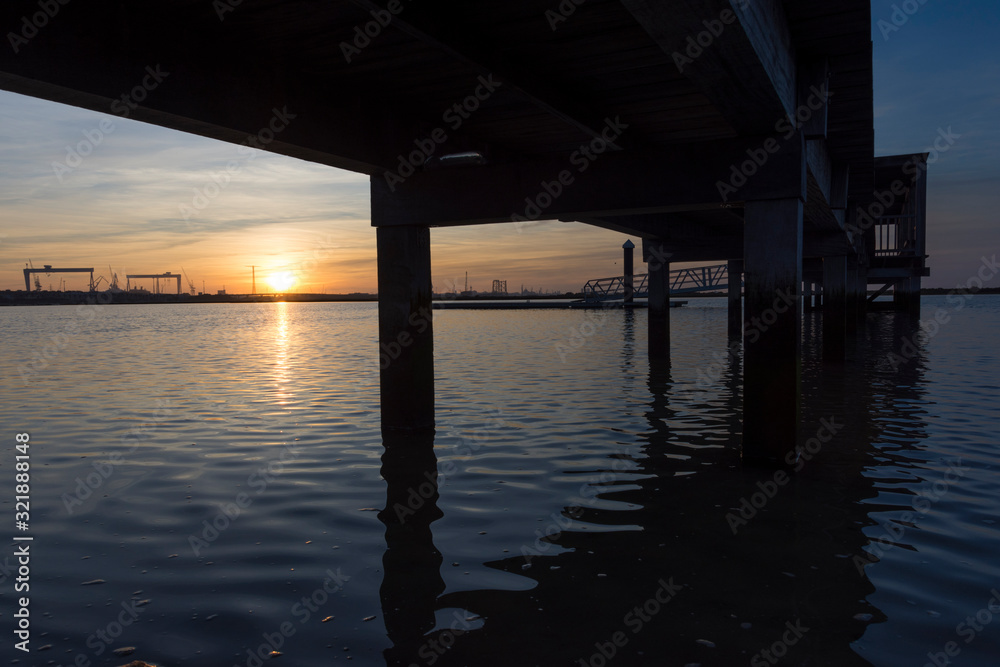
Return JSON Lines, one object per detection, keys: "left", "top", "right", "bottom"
{"left": 0, "top": 0, "right": 919, "bottom": 463}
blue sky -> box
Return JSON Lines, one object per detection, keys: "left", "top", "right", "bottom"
{"left": 0, "top": 1, "right": 997, "bottom": 293}
{"left": 871, "top": 0, "right": 1000, "bottom": 280}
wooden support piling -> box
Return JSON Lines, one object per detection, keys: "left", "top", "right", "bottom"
{"left": 646, "top": 241, "right": 670, "bottom": 360}
{"left": 742, "top": 199, "right": 803, "bottom": 464}
{"left": 847, "top": 257, "right": 863, "bottom": 333}
{"left": 728, "top": 259, "right": 743, "bottom": 340}
{"left": 623, "top": 240, "right": 635, "bottom": 304}
{"left": 823, "top": 255, "right": 848, "bottom": 361}
{"left": 377, "top": 225, "right": 435, "bottom": 432}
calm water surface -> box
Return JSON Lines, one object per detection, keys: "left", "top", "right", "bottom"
{"left": 0, "top": 297, "right": 998, "bottom": 666}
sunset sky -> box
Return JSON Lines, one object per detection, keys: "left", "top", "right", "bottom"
{"left": 1, "top": 0, "right": 998, "bottom": 294}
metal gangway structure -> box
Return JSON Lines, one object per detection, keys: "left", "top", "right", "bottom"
{"left": 582, "top": 264, "right": 731, "bottom": 303}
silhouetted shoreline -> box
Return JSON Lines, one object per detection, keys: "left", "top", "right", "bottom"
{"left": 0, "top": 290, "right": 585, "bottom": 306}
{"left": 3, "top": 288, "right": 993, "bottom": 307}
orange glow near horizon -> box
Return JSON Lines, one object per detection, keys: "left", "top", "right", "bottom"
{"left": 268, "top": 271, "right": 297, "bottom": 293}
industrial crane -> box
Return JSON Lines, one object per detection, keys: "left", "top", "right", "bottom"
{"left": 24, "top": 261, "right": 95, "bottom": 291}
{"left": 27, "top": 260, "right": 41, "bottom": 291}
{"left": 182, "top": 267, "right": 197, "bottom": 295}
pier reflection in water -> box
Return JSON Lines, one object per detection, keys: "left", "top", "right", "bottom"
{"left": 376, "top": 306, "right": 943, "bottom": 666}
{"left": 5, "top": 299, "right": 996, "bottom": 666}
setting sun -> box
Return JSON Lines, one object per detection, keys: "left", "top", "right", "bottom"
{"left": 268, "top": 271, "right": 296, "bottom": 292}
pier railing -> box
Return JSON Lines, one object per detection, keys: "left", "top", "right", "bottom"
{"left": 874, "top": 214, "right": 918, "bottom": 257}
{"left": 582, "top": 263, "right": 731, "bottom": 302}
{"left": 582, "top": 273, "right": 650, "bottom": 302}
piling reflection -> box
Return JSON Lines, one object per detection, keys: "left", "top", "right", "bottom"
{"left": 377, "top": 309, "right": 931, "bottom": 666}
{"left": 378, "top": 431, "right": 445, "bottom": 667}
{"left": 846, "top": 311, "right": 933, "bottom": 568}
{"left": 621, "top": 306, "right": 636, "bottom": 370}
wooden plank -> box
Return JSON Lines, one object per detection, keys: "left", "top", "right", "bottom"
{"left": 0, "top": 0, "right": 875, "bottom": 201}
{"left": 346, "top": 0, "right": 632, "bottom": 150}
{"left": 622, "top": 0, "right": 796, "bottom": 134}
